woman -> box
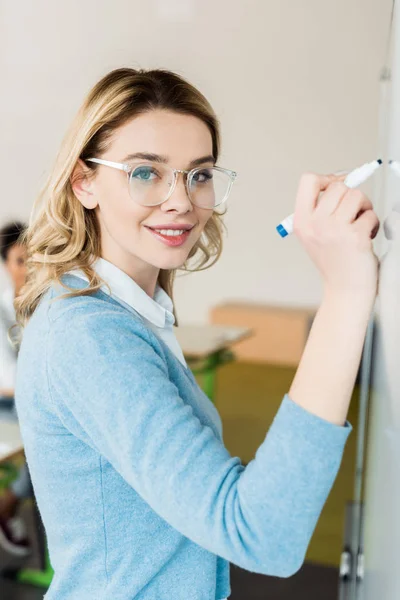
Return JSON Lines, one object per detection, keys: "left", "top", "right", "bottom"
{"left": 0, "top": 221, "right": 31, "bottom": 556}
{"left": 15, "top": 68, "right": 379, "bottom": 600}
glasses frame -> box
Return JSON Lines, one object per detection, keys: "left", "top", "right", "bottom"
{"left": 86, "top": 157, "right": 237, "bottom": 208}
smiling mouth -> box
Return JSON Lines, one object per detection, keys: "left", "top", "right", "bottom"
{"left": 144, "top": 223, "right": 196, "bottom": 232}
{"left": 144, "top": 226, "right": 195, "bottom": 247}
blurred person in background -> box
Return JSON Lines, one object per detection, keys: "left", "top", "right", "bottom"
{"left": 0, "top": 221, "right": 31, "bottom": 557}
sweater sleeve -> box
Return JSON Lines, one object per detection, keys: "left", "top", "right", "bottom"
{"left": 47, "top": 305, "right": 352, "bottom": 578}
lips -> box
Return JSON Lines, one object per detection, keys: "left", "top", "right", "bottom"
{"left": 144, "top": 226, "right": 193, "bottom": 247}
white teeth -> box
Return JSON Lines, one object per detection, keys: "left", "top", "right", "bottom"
{"left": 154, "top": 229, "right": 186, "bottom": 236}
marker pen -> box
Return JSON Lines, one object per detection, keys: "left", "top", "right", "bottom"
{"left": 276, "top": 159, "right": 383, "bottom": 238}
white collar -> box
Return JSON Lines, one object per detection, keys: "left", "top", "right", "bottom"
{"left": 69, "top": 258, "right": 175, "bottom": 329}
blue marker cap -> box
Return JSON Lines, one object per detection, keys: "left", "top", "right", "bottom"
{"left": 276, "top": 224, "right": 288, "bottom": 238}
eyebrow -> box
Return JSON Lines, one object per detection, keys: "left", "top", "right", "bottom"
{"left": 121, "top": 152, "right": 216, "bottom": 168}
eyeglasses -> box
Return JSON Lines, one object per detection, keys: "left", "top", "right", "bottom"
{"left": 86, "top": 157, "right": 237, "bottom": 209}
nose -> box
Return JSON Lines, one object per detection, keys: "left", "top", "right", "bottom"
{"left": 161, "top": 172, "right": 193, "bottom": 213}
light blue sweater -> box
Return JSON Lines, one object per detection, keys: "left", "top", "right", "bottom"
{"left": 15, "top": 275, "right": 351, "bottom": 600}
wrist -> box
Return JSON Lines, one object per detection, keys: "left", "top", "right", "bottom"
{"left": 322, "top": 286, "right": 376, "bottom": 312}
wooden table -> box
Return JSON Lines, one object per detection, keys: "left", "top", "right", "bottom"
{"left": 175, "top": 324, "right": 253, "bottom": 401}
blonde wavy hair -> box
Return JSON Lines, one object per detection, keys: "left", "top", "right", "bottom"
{"left": 16, "top": 67, "right": 226, "bottom": 327}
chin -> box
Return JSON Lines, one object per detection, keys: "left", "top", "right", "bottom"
{"left": 156, "top": 257, "right": 188, "bottom": 270}
{"left": 154, "top": 250, "right": 191, "bottom": 271}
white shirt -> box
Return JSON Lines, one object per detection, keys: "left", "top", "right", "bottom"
{"left": 68, "top": 258, "right": 187, "bottom": 368}
{"left": 0, "top": 286, "right": 17, "bottom": 391}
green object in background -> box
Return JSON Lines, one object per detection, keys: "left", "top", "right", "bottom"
{"left": 0, "top": 462, "right": 53, "bottom": 587}
{"left": 16, "top": 550, "right": 54, "bottom": 588}
{"left": 0, "top": 463, "right": 19, "bottom": 490}
{"left": 0, "top": 462, "right": 54, "bottom": 588}
{"left": 189, "top": 348, "right": 235, "bottom": 402}
{"left": 16, "top": 549, "right": 54, "bottom": 588}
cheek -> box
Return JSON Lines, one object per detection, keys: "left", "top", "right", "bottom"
{"left": 97, "top": 188, "right": 152, "bottom": 240}
{"left": 196, "top": 208, "right": 213, "bottom": 232}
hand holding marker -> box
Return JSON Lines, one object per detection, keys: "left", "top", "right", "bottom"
{"left": 276, "top": 159, "right": 383, "bottom": 238}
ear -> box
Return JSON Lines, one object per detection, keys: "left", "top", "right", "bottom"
{"left": 70, "top": 159, "right": 98, "bottom": 209}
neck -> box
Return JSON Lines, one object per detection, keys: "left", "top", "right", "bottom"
{"left": 99, "top": 253, "right": 160, "bottom": 298}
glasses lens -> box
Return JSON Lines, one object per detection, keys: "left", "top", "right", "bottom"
{"left": 189, "top": 168, "right": 232, "bottom": 208}
{"left": 128, "top": 163, "right": 233, "bottom": 208}
{"left": 129, "top": 163, "right": 174, "bottom": 206}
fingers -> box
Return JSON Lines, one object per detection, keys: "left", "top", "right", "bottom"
{"left": 352, "top": 209, "right": 380, "bottom": 241}
{"left": 293, "top": 172, "right": 348, "bottom": 230}
{"left": 293, "top": 172, "right": 379, "bottom": 241}
{"left": 316, "top": 184, "right": 374, "bottom": 222}
{"left": 313, "top": 182, "right": 349, "bottom": 219}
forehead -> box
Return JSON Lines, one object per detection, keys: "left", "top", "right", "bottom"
{"left": 108, "top": 110, "right": 213, "bottom": 162}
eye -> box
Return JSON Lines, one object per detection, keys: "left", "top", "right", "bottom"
{"left": 131, "top": 165, "right": 162, "bottom": 183}
{"left": 192, "top": 168, "right": 213, "bottom": 184}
